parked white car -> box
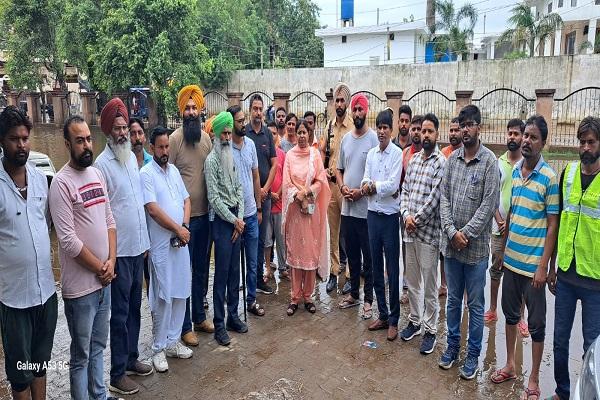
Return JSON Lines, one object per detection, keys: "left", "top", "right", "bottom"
{"left": 574, "top": 336, "right": 600, "bottom": 400}
{"left": 28, "top": 151, "right": 56, "bottom": 186}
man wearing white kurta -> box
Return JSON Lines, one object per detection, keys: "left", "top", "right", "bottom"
{"left": 141, "top": 127, "right": 193, "bottom": 372}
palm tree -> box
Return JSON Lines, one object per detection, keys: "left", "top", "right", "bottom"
{"left": 426, "top": 0, "right": 478, "bottom": 61}
{"left": 499, "top": 2, "right": 563, "bottom": 57}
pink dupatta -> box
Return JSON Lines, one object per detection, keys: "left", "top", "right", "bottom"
{"left": 282, "top": 145, "right": 331, "bottom": 280}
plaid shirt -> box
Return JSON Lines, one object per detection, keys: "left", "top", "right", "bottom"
{"left": 400, "top": 147, "right": 446, "bottom": 246}
{"left": 439, "top": 143, "right": 500, "bottom": 264}
{"left": 204, "top": 149, "right": 244, "bottom": 224}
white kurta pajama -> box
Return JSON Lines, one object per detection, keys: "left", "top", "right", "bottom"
{"left": 141, "top": 160, "right": 191, "bottom": 352}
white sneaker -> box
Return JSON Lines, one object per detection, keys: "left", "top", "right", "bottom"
{"left": 165, "top": 341, "right": 193, "bottom": 359}
{"left": 152, "top": 350, "right": 169, "bottom": 373}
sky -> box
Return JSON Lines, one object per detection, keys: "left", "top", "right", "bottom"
{"left": 313, "top": 0, "right": 520, "bottom": 44}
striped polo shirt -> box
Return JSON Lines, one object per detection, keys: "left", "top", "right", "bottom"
{"left": 504, "top": 156, "right": 559, "bottom": 277}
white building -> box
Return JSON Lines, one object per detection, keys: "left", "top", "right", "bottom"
{"left": 315, "top": 21, "right": 427, "bottom": 68}
{"left": 529, "top": 0, "right": 598, "bottom": 56}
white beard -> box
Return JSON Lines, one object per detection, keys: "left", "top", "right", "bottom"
{"left": 108, "top": 136, "right": 132, "bottom": 165}
{"left": 215, "top": 142, "right": 237, "bottom": 183}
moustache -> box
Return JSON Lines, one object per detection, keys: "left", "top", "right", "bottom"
{"left": 133, "top": 141, "right": 143, "bottom": 147}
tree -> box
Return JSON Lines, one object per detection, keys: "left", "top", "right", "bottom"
{"left": 426, "top": 0, "right": 477, "bottom": 61}
{"left": 196, "top": 0, "right": 263, "bottom": 89}
{"left": 90, "top": 0, "right": 213, "bottom": 123}
{"left": 0, "top": 0, "right": 67, "bottom": 91}
{"left": 499, "top": 2, "right": 563, "bottom": 57}
{"left": 256, "top": 0, "right": 323, "bottom": 68}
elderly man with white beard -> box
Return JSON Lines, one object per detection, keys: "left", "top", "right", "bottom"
{"left": 204, "top": 111, "right": 246, "bottom": 346}
{"left": 94, "top": 98, "right": 153, "bottom": 395}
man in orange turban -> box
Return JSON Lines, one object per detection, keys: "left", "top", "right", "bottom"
{"left": 177, "top": 85, "right": 205, "bottom": 116}
{"left": 170, "top": 85, "right": 214, "bottom": 346}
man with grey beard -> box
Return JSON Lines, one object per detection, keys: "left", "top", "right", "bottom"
{"left": 95, "top": 98, "right": 153, "bottom": 395}
{"left": 204, "top": 111, "right": 246, "bottom": 346}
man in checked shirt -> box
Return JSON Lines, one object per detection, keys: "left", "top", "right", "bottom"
{"left": 438, "top": 105, "right": 500, "bottom": 380}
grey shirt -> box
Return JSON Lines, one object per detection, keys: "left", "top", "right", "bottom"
{"left": 94, "top": 145, "right": 150, "bottom": 257}
{"left": 232, "top": 137, "right": 259, "bottom": 218}
{"left": 0, "top": 160, "right": 55, "bottom": 308}
{"left": 337, "top": 128, "right": 379, "bottom": 219}
{"left": 439, "top": 143, "right": 500, "bottom": 265}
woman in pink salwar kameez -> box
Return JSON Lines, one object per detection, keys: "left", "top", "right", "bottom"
{"left": 282, "top": 120, "right": 331, "bottom": 316}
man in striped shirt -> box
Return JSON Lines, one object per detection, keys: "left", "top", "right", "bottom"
{"left": 490, "top": 116, "right": 559, "bottom": 400}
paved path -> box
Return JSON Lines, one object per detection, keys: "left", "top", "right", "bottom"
{"left": 0, "top": 271, "right": 585, "bottom": 399}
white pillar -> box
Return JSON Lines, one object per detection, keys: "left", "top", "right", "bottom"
{"left": 490, "top": 40, "right": 495, "bottom": 59}
{"left": 544, "top": 36, "right": 552, "bottom": 56}
{"left": 554, "top": 29, "right": 562, "bottom": 56}
{"left": 588, "top": 19, "right": 597, "bottom": 55}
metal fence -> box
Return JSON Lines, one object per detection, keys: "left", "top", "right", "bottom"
{"left": 403, "top": 89, "right": 456, "bottom": 135}
{"left": 352, "top": 91, "right": 387, "bottom": 129}
{"left": 204, "top": 91, "right": 228, "bottom": 117}
{"left": 473, "top": 88, "right": 536, "bottom": 145}
{"left": 552, "top": 87, "right": 600, "bottom": 148}
{"left": 288, "top": 91, "right": 328, "bottom": 141}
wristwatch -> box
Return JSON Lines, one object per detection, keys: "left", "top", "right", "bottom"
{"left": 182, "top": 223, "right": 190, "bottom": 232}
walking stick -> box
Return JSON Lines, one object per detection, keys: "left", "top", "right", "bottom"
{"left": 240, "top": 241, "right": 247, "bottom": 322}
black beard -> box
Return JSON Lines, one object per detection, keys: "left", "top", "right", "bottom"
{"left": 507, "top": 141, "right": 520, "bottom": 152}
{"left": 74, "top": 149, "right": 93, "bottom": 168}
{"left": 183, "top": 115, "right": 201, "bottom": 145}
{"left": 154, "top": 154, "right": 169, "bottom": 166}
{"left": 449, "top": 137, "right": 461, "bottom": 146}
{"left": 412, "top": 136, "right": 421, "bottom": 145}
{"left": 422, "top": 140, "right": 435, "bottom": 151}
{"left": 236, "top": 126, "right": 246, "bottom": 137}
{"left": 581, "top": 151, "right": 600, "bottom": 165}
{"left": 353, "top": 117, "right": 365, "bottom": 130}
{"left": 336, "top": 107, "right": 346, "bottom": 117}
{"left": 277, "top": 121, "right": 285, "bottom": 129}
{"left": 399, "top": 128, "right": 409, "bottom": 136}
{"left": 4, "top": 150, "right": 28, "bottom": 167}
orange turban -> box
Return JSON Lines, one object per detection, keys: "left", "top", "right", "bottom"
{"left": 204, "top": 115, "right": 216, "bottom": 134}
{"left": 177, "top": 85, "right": 205, "bottom": 115}
{"left": 100, "top": 98, "right": 128, "bottom": 135}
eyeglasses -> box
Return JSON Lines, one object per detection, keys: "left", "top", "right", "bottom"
{"left": 459, "top": 121, "right": 479, "bottom": 129}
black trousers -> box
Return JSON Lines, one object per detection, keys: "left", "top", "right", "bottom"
{"left": 341, "top": 215, "right": 373, "bottom": 303}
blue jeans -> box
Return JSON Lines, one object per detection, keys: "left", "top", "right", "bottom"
{"left": 256, "top": 196, "right": 271, "bottom": 282}
{"left": 444, "top": 257, "right": 487, "bottom": 358}
{"left": 110, "top": 255, "right": 143, "bottom": 381}
{"left": 243, "top": 213, "right": 259, "bottom": 306}
{"left": 64, "top": 286, "right": 110, "bottom": 400}
{"left": 367, "top": 211, "right": 400, "bottom": 326}
{"left": 553, "top": 278, "right": 600, "bottom": 400}
{"left": 182, "top": 215, "right": 211, "bottom": 334}
{"left": 212, "top": 213, "right": 242, "bottom": 331}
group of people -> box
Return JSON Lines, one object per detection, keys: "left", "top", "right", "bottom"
{"left": 0, "top": 81, "right": 598, "bottom": 400}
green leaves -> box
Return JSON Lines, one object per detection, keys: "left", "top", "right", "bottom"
{"left": 499, "top": 2, "right": 563, "bottom": 57}
{"left": 427, "top": 0, "right": 477, "bottom": 61}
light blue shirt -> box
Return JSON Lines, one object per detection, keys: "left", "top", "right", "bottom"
{"left": 94, "top": 145, "right": 150, "bottom": 257}
{"left": 0, "top": 160, "right": 55, "bottom": 308}
{"left": 361, "top": 141, "right": 403, "bottom": 215}
{"left": 232, "top": 136, "right": 259, "bottom": 218}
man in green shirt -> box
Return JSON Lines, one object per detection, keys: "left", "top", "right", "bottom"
{"left": 204, "top": 112, "right": 246, "bottom": 346}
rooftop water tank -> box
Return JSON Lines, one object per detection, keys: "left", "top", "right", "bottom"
{"left": 341, "top": 0, "right": 354, "bottom": 22}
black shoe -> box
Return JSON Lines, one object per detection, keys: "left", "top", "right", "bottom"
{"left": 214, "top": 329, "right": 231, "bottom": 346}
{"left": 257, "top": 280, "right": 274, "bottom": 295}
{"left": 326, "top": 274, "right": 338, "bottom": 293}
{"left": 341, "top": 280, "right": 352, "bottom": 295}
{"left": 226, "top": 317, "right": 248, "bottom": 333}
